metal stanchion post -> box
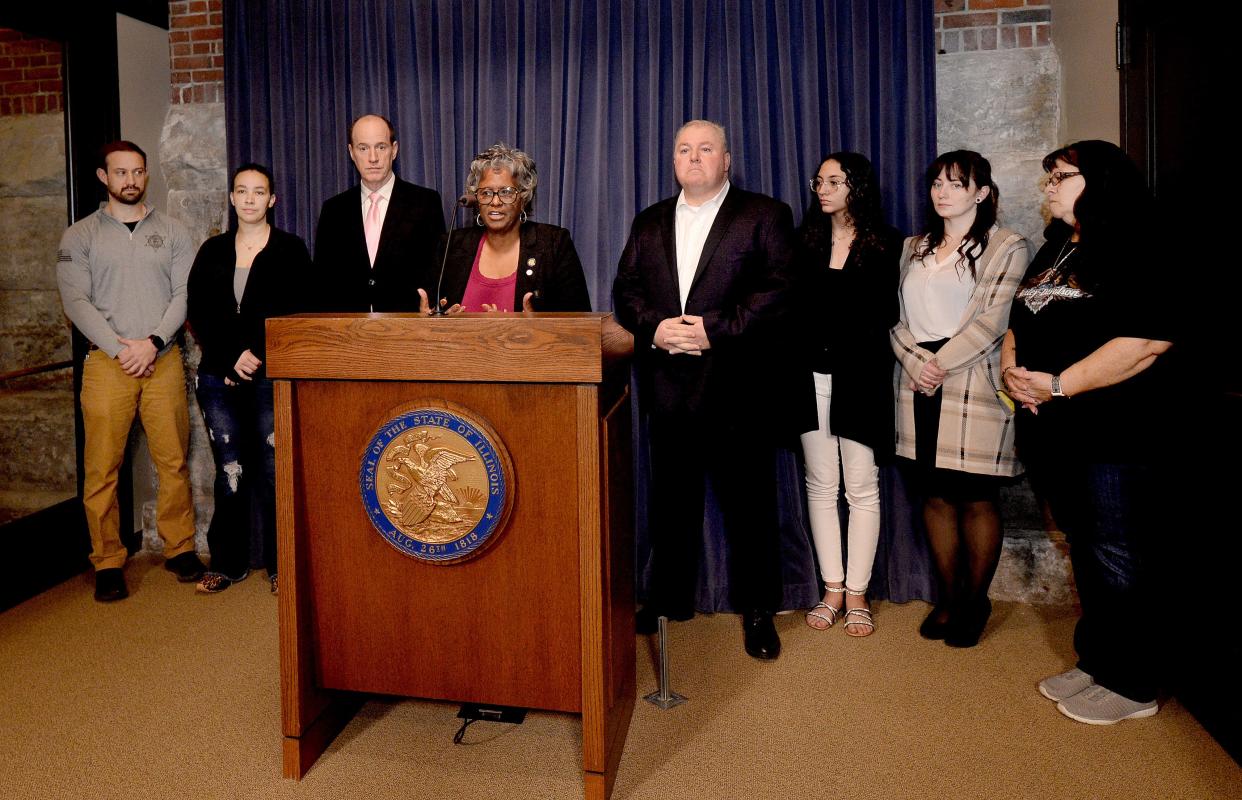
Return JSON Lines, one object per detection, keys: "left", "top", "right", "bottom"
{"left": 643, "top": 615, "right": 687, "bottom": 709}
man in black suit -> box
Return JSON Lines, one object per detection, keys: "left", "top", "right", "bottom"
{"left": 314, "top": 114, "right": 445, "bottom": 311}
{"left": 613, "top": 120, "right": 813, "bottom": 660}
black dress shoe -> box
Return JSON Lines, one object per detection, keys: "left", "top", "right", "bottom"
{"left": 94, "top": 568, "right": 128, "bottom": 602}
{"left": 919, "top": 606, "right": 952, "bottom": 640}
{"left": 636, "top": 606, "right": 693, "bottom": 635}
{"left": 945, "top": 598, "right": 992, "bottom": 648}
{"left": 742, "top": 611, "right": 780, "bottom": 660}
{"left": 164, "top": 552, "right": 207, "bottom": 583}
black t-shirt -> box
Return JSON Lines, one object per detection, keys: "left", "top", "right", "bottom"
{"left": 1008, "top": 231, "right": 1179, "bottom": 465}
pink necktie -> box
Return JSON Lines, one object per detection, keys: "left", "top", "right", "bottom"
{"left": 365, "top": 191, "right": 382, "bottom": 265}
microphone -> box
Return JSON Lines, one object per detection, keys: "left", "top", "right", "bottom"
{"left": 429, "top": 194, "right": 472, "bottom": 316}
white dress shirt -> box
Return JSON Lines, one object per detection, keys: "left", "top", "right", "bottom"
{"left": 674, "top": 180, "right": 730, "bottom": 312}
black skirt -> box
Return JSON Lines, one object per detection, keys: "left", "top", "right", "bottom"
{"left": 908, "top": 339, "right": 1002, "bottom": 503}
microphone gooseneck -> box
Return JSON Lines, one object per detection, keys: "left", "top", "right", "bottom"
{"left": 430, "top": 194, "right": 472, "bottom": 316}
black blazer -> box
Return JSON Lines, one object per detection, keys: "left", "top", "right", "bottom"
{"left": 312, "top": 177, "right": 445, "bottom": 312}
{"left": 433, "top": 221, "right": 592, "bottom": 311}
{"left": 794, "top": 225, "right": 902, "bottom": 459}
{"left": 613, "top": 186, "right": 815, "bottom": 438}
{"left": 187, "top": 226, "right": 313, "bottom": 381}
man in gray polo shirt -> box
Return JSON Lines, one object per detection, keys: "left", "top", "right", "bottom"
{"left": 56, "top": 140, "right": 205, "bottom": 602}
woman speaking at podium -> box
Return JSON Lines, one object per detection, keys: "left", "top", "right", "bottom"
{"left": 419, "top": 143, "right": 591, "bottom": 314}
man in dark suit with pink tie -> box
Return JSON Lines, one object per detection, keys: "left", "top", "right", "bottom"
{"left": 613, "top": 120, "right": 814, "bottom": 660}
{"left": 313, "top": 114, "right": 445, "bottom": 312}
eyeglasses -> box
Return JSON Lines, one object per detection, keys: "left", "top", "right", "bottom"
{"left": 1044, "top": 171, "right": 1082, "bottom": 188}
{"left": 475, "top": 187, "right": 520, "bottom": 204}
{"left": 809, "top": 176, "right": 846, "bottom": 192}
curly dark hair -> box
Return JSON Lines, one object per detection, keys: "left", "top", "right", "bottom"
{"left": 913, "top": 150, "right": 998, "bottom": 279}
{"left": 799, "top": 151, "right": 887, "bottom": 258}
{"left": 1040, "top": 140, "right": 1152, "bottom": 289}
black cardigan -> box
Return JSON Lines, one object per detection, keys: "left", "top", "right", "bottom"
{"left": 794, "top": 225, "right": 902, "bottom": 459}
{"left": 187, "top": 226, "right": 313, "bottom": 381}
{"left": 432, "top": 221, "right": 592, "bottom": 311}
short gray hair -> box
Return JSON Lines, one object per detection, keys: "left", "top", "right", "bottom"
{"left": 673, "top": 119, "right": 730, "bottom": 154}
{"left": 465, "top": 142, "right": 538, "bottom": 211}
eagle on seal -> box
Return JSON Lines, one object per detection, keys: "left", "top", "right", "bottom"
{"left": 384, "top": 430, "right": 475, "bottom": 531}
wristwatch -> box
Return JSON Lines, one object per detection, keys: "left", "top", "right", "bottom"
{"left": 148, "top": 334, "right": 166, "bottom": 351}
{"left": 1050, "top": 374, "right": 1068, "bottom": 398}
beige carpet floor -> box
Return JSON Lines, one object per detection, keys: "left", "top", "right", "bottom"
{"left": 0, "top": 553, "right": 1236, "bottom": 800}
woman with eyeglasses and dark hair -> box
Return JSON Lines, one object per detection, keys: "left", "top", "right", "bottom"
{"left": 891, "top": 150, "right": 1029, "bottom": 648}
{"left": 418, "top": 142, "right": 591, "bottom": 313}
{"left": 1002, "top": 141, "right": 1175, "bottom": 725}
{"left": 796, "top": 152, "right": 902, "bottom": 637}
{"left": 187, "top": 162, "right": 312, "bottom": 594}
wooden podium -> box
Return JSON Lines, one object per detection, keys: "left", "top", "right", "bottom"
{"left": 265, "top": 313, "right": 635, "bottom": 799}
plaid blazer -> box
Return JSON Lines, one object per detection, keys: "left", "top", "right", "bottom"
{"left": 890, "top": 228, "right": 1029, "bottom": 477}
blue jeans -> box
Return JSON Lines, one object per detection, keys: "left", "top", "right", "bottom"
{"left": 1038, "top": 462, "right": 1163, "bottom": 703}
{"left": 196, "top": 374, "right": 276, "bottom": 577}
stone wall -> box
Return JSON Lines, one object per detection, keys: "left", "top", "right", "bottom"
{"left": 935, "top": 10, "right": 1059, "bottom": 244}
{"left": 141, "top": 102, "right": 228, "bottom": 554}
{"left": 0, "top": 112, "right": 74, "bottom": 524}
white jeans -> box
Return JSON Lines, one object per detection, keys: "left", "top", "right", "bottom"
{"left": 800, "top": 372, "right": 882, "bottom": 591}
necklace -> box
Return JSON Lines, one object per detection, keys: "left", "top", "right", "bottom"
{"left": 237, "top": 225, "right": 270, "bottom": 251}
{"left": 1049, "top": 238, "right": 1077, "bottom": 274}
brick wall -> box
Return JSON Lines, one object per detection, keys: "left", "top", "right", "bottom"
{"left": 0, "top": 30, "right": 63, "bottom": 116}
{"left": 169, "top": 0, "right": 224, "bottom": 103}
{"left": 935, "top": 0, "right": 1051, "bottom": 53}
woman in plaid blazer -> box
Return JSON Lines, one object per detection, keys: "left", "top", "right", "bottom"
{"left": 890, "top": 150, "right": 1029, "bottom": 648}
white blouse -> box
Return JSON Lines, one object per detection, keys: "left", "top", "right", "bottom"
{"left": 901, "top": 237, "right": 981, "bottom": 343}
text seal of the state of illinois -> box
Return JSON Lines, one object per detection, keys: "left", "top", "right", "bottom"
{"left": 359, "top": 403, "right": 514, "bottom": 563}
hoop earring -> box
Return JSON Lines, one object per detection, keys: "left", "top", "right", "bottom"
{"left": 476, "top": 214, "right": 484, "bottom": 227}
{"left": 519, "top": 210, "right": 528, "bottom": 224}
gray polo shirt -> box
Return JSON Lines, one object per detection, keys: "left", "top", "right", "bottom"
{"left": 56, "top": 203, "right": 193, "bottom": 359}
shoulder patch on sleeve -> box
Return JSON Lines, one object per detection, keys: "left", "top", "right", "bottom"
{"left": 57, "top": 249, "right": 73, "bottom": 262}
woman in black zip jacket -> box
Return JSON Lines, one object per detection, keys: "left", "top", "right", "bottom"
{"left": 187, "top": 162, "right": 311, "bottom": 594}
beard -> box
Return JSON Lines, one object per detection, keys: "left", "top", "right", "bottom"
{"left": 110, "top": 185, "right": 145, "bottom": 205}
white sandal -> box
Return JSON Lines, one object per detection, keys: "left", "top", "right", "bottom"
{"left": 843, "top": 586, "right": 875, "bottom": 637}
{"left": 805, "top": 585, "right": 846, "bottom": 630}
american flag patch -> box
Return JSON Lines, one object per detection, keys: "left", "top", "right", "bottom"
{"left": 57, "top": 249, "right": 72, "bottom": 262}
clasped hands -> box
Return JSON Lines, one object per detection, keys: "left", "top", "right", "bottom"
{"left": 654, "top": 314, "right": 710, "bottom": 356}
{"left": 908, "top": 358, "right": 946, "bottom": 396}
{"left": 1003, "top": 366, "right": 1054, "bottom": 414}
{"left": 417, "top": 288, "right": 535, "bottom": 314}
{"left": 116, "top": 337, "right": 158, "bottom": 378}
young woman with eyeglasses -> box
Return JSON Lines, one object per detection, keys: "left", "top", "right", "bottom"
{"left": 795, "top": 152, "right": 903, "bottom": 637}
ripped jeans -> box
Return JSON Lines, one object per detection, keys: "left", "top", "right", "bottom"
{"left": 196, "top": 373, "right": 276, "bottom": 578}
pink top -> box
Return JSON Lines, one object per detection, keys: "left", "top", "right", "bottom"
{"left": 460, "top": 235, "right": 517, "bottom": 312}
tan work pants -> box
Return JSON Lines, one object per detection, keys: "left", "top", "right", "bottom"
{"left": 80, "top": 345, "right": 196, "bottom": 570}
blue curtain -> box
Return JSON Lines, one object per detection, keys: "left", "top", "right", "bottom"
{"left": 225, "top": 0, "right": 938, "bottom": 609}
{"left": 225, "top": 0, "right": 934, "bottom": 307}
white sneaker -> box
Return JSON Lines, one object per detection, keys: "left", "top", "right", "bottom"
{"left": 1038, "top": 667, "right": 1094, "bottom": 702}
{"left": 1056, "top": 685, "right": 1158, "bottom": 725}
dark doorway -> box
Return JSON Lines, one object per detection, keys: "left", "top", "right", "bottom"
{"left": 1119, "top": 0, "right": 1239, "bottom": 763}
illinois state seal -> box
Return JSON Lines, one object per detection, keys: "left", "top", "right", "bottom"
{"left": 359, "top": 403, "right": 514, "bottom": 563}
